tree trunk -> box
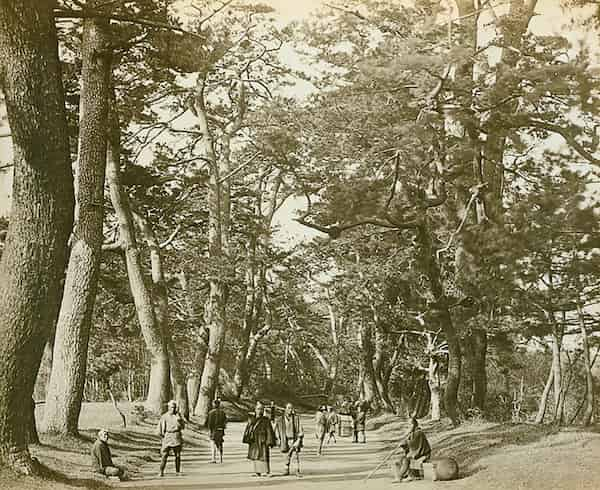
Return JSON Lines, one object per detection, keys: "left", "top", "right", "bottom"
{"left": 106, "top": 103, "right": 170, "bottom": 415}
{"left": 26, "top": 398, "right": 39, "bottom": 445}
{"left": 34, "top": 335, "right": 54, "bottom": 402}
{"left": 193, "top": 75, "right": 232, "bottom": 425}
{"left": 358, "top": 320, "right": 380, "bottom": 409}
{"left": 535, "top": 360, "right": 554, "bottom": 424}
{"left": 133, "top": 211, "right": 188, "bottom": 418}
{"left": 0, "top": 0, "right": 74, "bottom": 472}
{"left": 550, "top": 330, "right": 563, "bottom": 424}
{"left": 429, "top": 357, "right": 442, "bottom": 421}
{"left": 465, "top": 329, "right": 487, "bottom": 413}
{"left": 576, "top": 301, "right": 594, "bottom": 426}
{"left": 44, "top": 13, "right": 111, "bottom": 436}
{"left": 187, "top": 375, "right": 200, "bottom": 414}
{"left": 373, "top": 328, "right": 394, "bottom": 411}
{"left": 416, "top": 225, "right": 461, "bottom": 425}
{"left": 196, "top": 284, "right": 227, "bottom": 424}
{"left": 191, "top": 329, "right": 209, "bottom": 415}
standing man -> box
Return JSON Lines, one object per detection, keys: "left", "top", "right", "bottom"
{"left": 315, "top": 405, "right": 328, "bottom": 455}
{"left": 91, "top": 429, "right": 124, "bottom": 479}
{"left": 326, "top": 406, "right": 340, "bottom": 444}
{"left": 275, "top": 403, "right": 304, "bottom": 476}
{"left": 243, "top": 401, "right": 276, "bottom": 476}
{"left": 157, "top": 400, "right": 185, "bottom": 477}
{"left": 207, "top": 398, "right": 227, "bottom": 463}
{"left": 356, "top": 402, "right": 367, "bottom": 444}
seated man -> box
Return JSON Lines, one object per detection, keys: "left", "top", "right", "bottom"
{"left": 391, "top": 418, "right": 431, "bottom": 483}
{"left": 91, "top": 429, "right": 124, "bottom": 479}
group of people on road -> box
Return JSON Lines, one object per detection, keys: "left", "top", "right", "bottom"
{"left": 90, "top": 397, "right": 437, "bottom": 484}
{"left": 243, "top": 401, "right": 304, "bottom": 477}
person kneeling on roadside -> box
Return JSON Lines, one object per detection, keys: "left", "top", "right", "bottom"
{"left": 91, "top": 429, "right": 125, "bottom": 480}
{"left": 391, "top": 417, "right": 431, "bottom": 483}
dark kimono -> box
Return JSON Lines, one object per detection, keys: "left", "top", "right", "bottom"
{"left": 405, "top": 428, "right": 431, "bottom": 460}
{"left": 243, "top": 415, "right": 276, "bottom": 474}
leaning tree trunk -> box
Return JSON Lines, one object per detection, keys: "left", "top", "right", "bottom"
{"left": 44, "top": 13, "right": 111, "bottom": 435}
{"left": 106, "top": 103, "right": 170, "bottom": 415}
{"left": 576, "top": 301, "right": 594, "bottom": 426}
{"left": 193, "top": 76, "right": 233, "bottom": 425}
{"left": 0, "top": 0, "right": 74, "bottom": 472}
{"left": 133, "top": 211, "right": 189, "bottom": 419}
{"left": 372, "top": 328, "right": 394, "bottom": 411}
{"left": 190, "top": 327, "right": 209, "bottom": 415}
{"left": 535, "top": 360, "right": 554, "bottom": 424}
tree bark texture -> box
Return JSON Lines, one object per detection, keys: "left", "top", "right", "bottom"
{"left": 416, "top": 225, "right": 461, "bottom": 425}
{"left": 106, "top": 103, "right": 170, "bottom": 415}
{"left": 464, "top": 329, "right": 487, "bottom": 413}
{"left": 535, "top": 361, "right": 554, "bottom": 424}
{"left": 133, "top": 211, "right": 189, "bottom": 419}
{"left": 550, "top": 329, "right": 563, "bottom": 424}
{"left": 34, "top": 335, "right": 54, "bottom": 402}
{"left": 0, "top": 0, "right": 74, "bottom": 472}
{"left": 358, "top": 320, "right": 380, "bottom": 409}
{"left": 44, "top": 13, "right": 111, "bottom": 435}
{"left": 193, "top": 76, "right": 232, "bottom": 425}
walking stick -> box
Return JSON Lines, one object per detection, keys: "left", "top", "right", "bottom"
{"left": 363, "top": 428, "right": 412, "bottom": 483}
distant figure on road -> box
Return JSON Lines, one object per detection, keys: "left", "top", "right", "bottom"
{"left": 157, "top": 400, "right": 185, "bottom": 477}
{"left": 326, "top": 406, "right": 340, "bottom": 444}
{"left": 91, "top": 429, "right": 124, "bottom": 479}
{"left": 243, "top": 401, "right": 276, "bottom": 477}
{"left": 275, "top": 402, "right": 304, "bottom": 476}
{"left": 391, "top": 417, "right": 431, "bottom": 483}
{"left": 207, "top": 398, "right": 227, "bottom": 463}
{"left": 315, "top": 405, "right": 328, "bottom": 455}
{"left": 354, "top": 401, "right": 367, "bottom": 443}
{"left": 268, "top": 401, "right": 277, "bottom": 425}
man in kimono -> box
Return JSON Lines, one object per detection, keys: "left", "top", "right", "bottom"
{"left": 157, "top": 400, "right": 185, "bottom": 477}
{"left": 391, "top": 417, "right": 431, "bottom": 483}
{"left": 275, "top": 403, "right": 304, "bottom": 476}
{"left": 91, "top": 429, "right": 124, "bottom": 479}
{"left": 243, "top": 401, "right": 276, "bottom": 476}
{"left": 207, "top": 398, "right": 227, "bottom": 463}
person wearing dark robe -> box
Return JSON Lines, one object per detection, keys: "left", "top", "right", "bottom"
{"left": 157, "top": 400, "right": 185, "bottom": 477}
{"left": 207, "top": 398, "right": 227, "bottom": 463}
{"left": 391, "top": 417, "right": 431, "bottom": 483}
{"left": 275, "top": 402, "right": 304, "bottom": 476}
{"left": 243, "top": 401, "right": 276, "bottom": 476}
{"left": 91, "top": 429, "right": 124, "bottom": 479}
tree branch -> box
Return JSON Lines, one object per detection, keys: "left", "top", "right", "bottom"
{"left": 53, "top": 8, "right": 205, "bottom": 41}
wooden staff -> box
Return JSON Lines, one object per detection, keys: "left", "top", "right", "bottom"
{"left": 363, "top": 427, "right": 412, "bottom": 483}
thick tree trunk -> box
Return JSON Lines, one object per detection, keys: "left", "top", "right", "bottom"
{"left": 196, "top": 284, "right": 227, "bottom": 424}
{"left": 535, "top": 361, "right": 554, "bottom": 424}
{"left": 133, "top": 211, "right": 189, "bottom": 418}
{"left": 465, "top": 329, "right": 487, "bottom": 413}
{"left": 44, "top": 13, "right": 111, "bottom": 436}
{"left": 0, "top": 0, "right": 74, "bottom": 472}
{"left": 373, "top": 328, "right": 394, "bottom": 411}
{"left": 576, "top": 301, "right": 594, "bottom": 426}
{"left": 106, "top": 104, "right": 170, "bottom": 415}
{"left": 191, "top": 328, "right": 209, "bottom": 415}
{"left": 416, "top": 225, "right": 461, "bottom": 424}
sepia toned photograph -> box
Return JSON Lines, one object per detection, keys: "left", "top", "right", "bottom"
{"left": 0, "top": 0, "right": 599, "bottom": 488}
